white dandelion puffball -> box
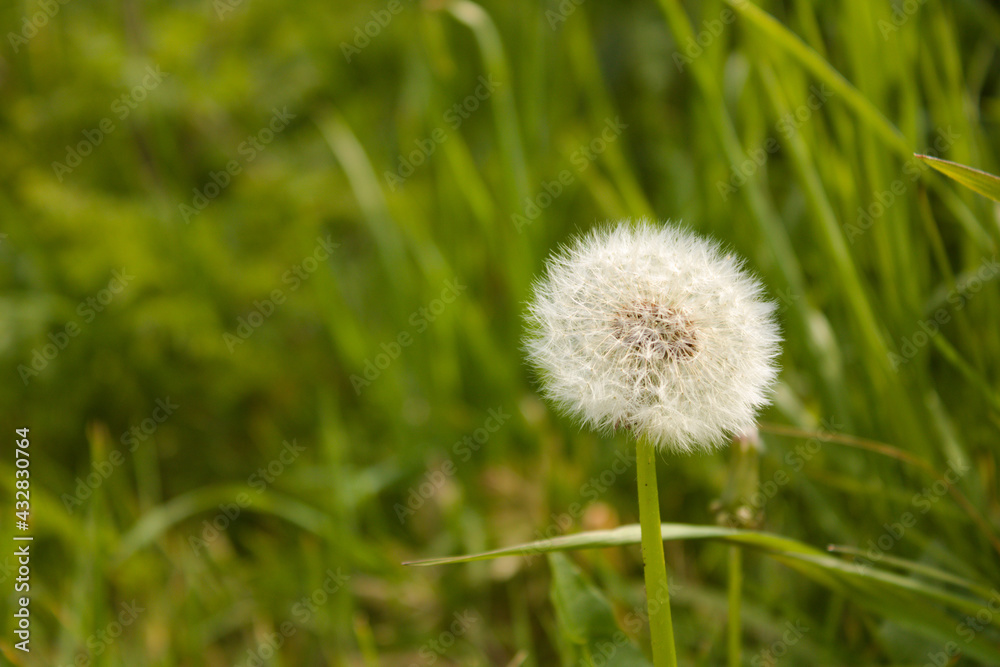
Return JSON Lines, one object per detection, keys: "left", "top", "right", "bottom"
{"left": 524, "top": 219, "right": 781, "bottom": 454}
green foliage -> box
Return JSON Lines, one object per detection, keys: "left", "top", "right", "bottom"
{"left": 2, "top": 0, "right": 1000, "bottom": 664}
{"left": 917, "top": 154, "right": 1000, "bottom": 203}
{"left": 548, "top": 552, "right": 651, "bottom": 666}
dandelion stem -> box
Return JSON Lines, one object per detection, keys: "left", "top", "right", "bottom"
{"left": 636, "top": 435, "right": 678, "bottom": 667}
{"left": 727, "top": 545, "right": 742, "bottom": 667}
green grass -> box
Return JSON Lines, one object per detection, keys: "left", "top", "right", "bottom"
{"left": 2, "top": 0, "right": 1000, "bottom": 664}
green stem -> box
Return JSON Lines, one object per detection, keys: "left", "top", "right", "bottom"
{"left": 728, "top": 545, "right": 742, "bottom": 667}
{"left": 636, "top": 436, "right": 678, "bottom": 667}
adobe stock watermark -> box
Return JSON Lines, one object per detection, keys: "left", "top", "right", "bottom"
{"left": 879, "top": 0, "right": 929, "bottom": 39}
{"left": 672, "top": 0, "right": 746, "bottom": 71}
{"left": 179, "top": 106, "right": 296, "bottom": 223}
{"left": 18, "top": 269, "right": 134, "bottom": 385}
{"left": 7, "top": 0, "right": 73, "bottom": 54}
{"left": 889, "top": 255, "right": 999, "bottom": 370}
{"left": 512, "top": 116, "right": 628, "bottom": 232}
{"left": 407, "top": 610, "right": 479, "bottom": 667}
{"left": 844, "top": 126, "right": 960, "bottom": 244}
{"left": 750, "top": 619, "right": 809, "bottom": 666}
{"left": 350, "top": 278, "right": 467, "bottom": 394}
{"left": 51, "top": 66, "right": 169, "bottom": 182}
{"left": 223, "top": 235, "right": 339, "bottom": 352}
{"left": 55, "top": 600, "right": 145, "bottom": 667}
{"left": 717, "top": 83, "right": 835, "bottom": 201}
{"left": 340, "top": 0, "right": 414, "bottom": 63}
{"left": 522, "top": 447, "right": 637, "bottom": 563}
{"left": 394, "top": 407, "right": 510, "bottom": 523}
{"left": 188, "top": 439, "right": 306, "bottom": 555}
{"left": 235, "top": 568, "right": 350, "bottom": 667}
{"left": 851, "top": 459, "right": 970, "bottom": 573}
{"left": 60, "top": 397, "right": 180, "bottom": 514}
{"left": 384, "top": 74, "right": 501, "bottom": 192}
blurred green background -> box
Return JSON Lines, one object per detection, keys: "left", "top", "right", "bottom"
{"left": 3, "top": 0, "right": 1000, "bottom": 664}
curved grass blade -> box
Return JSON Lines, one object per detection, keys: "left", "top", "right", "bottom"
{"left": 827, "top": 545, "right": 994, "bottom": 600}
{"left": 916, "top": 154, "right": 1000, "bottom": 204}
{"left": 758, "top": 422, "right": 1000, "bottom": 560}
{"left": 404, "top": 523, "right": 996, "bottom": 618}
{"left": 548, "top": 552, "right": 651, "bottom": 666}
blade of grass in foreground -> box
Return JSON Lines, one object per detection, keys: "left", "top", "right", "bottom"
{"left": 916, "top": 154, "right": 1000, "bottom": 204}
{"left": 758, "top": 422, "right": 1000, "bottom": 560}
{"left": 403, "top": 523, "right": 995, "bottom": 619}
{"left": 403, "top": 523, "right": 810, "bottom": 565}
{"left": 405, "top": 523, "right": 1000, "bottom": 661}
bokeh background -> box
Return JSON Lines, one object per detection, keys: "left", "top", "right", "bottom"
{"left": 3, "top": 0, "right": 1000, "bottom": 664}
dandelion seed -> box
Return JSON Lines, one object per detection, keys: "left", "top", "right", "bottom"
{"left": 524, "top": 219, "right": 781, "bottom": 453}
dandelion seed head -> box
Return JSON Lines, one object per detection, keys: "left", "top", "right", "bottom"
{"left": 524, "top": 219, "right": 781, "bottom": 453}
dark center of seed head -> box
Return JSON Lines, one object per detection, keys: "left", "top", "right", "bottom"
{"left": 612, "top": 301, "right": 698, "bottom": 361}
